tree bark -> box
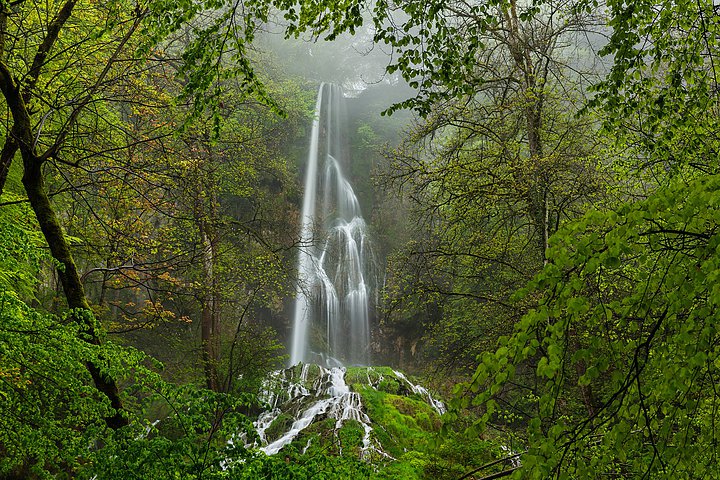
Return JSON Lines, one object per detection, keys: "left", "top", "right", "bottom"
{"left": 0, "top": 136, "right": 18, "bottom": 196}
{"left": 0, "top": 5, "right": 13, "bottom": 196}
{"left": 200, "top": 220, "right": 220, "bottom": 392}
{"left": 0, "top": 0, "right": 85, "bottom": 197}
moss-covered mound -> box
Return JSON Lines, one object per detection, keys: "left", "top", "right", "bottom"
{"left": 249, "top": 364, "right": 506, "bottom": 479}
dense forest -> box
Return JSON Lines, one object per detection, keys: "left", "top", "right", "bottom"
{"left": 1, "top": 0, "right": 719, "bottom": 478}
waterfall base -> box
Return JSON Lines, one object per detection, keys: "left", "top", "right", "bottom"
{"left": 248, "top": 364, "right": 446, "bottom": 461}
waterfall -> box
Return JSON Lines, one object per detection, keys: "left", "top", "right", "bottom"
{"left": 290, "top": 83, "right": 375, "bottom": 366}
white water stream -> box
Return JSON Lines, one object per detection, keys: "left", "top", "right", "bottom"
{"left": 393, "top": 370, "right": 447, "bottom": 415}
{"left": 257, "top": 83, "right": 447, "bottom": 464}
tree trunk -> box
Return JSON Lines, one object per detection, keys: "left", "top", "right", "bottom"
{"left": 200, "top": 221, "right": 220, "bottom": 391}
{"left": 571, "top": 331, "right": 597, "bottom": 417}
{"left": 526, "top": 105, "right": 549, "bottom": 265}
{"left": 0, "top": 0, "right": 126, "bottom": 429}
{"left": 22, "top": 155, "right": 127, "bottom": 429}
{"left": 0, "top": 136, "right": 17, "bottom": 196}
{"left": 0, "top": 5, "right": 9, "bottom": 196}
{"left": 505, "top": 0, "right": 550, "bottom": 265}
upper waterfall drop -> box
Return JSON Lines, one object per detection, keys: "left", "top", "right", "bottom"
{"left": 289, "top": 83, "right": 376, "bottom": 367}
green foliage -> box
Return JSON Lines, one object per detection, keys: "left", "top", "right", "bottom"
{"left": 139, "top": 0, "right": 291, "bottom": 128}
{"left": 423, "top": 434, "right": 502, "bottom": 480}
{"left": 0, "top": 206, "right": 263, "bottom": 479}
{"left": 0, "top": 197, "right": 47, "bottom": 298}
{"left": 381, "top": 89, "right": 605, "bottom": 373}
{"left": 0, "top": 206, "right": 100, "bottom": 477}
{"left": 373, "top": 451, "right": 427, "bottom": 480}
{"left": 0, "top": 291, "right": 283, "bottom": 480}
{"left": 235, "top": 447, "right": 373, "bottom": 479}
{"left": 88, "top": 383, "right": 257, "bottom": 480}
{"left": 0, "top": 266, "right": 259, "bottom": 479}
{"left": 0, "top": 292, "right": 113, "bottom": 478}
{"left": 457, "top": 173, "right": 720, "bottom": 477}
{"left": 589, "top": 0, "right": 720, "bottom": 176}
{"left": 445, "top": 3, "right": 720, "bottom": 476}
{"left": 19, "top": 1, "right": 720, "bottom": 479}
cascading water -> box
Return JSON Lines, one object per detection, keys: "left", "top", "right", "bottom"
{"left": 249, "top": 365, "right": 391, "bottom": 459}
{"left": 290, "top": 83, "right": 375, "bottom": 366}
{"left": 247, "top": 365, "right": 445, "bottom": 460}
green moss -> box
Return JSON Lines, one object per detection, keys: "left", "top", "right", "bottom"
{"left": 288, "top": 363, "right": 323, "bottom": 387}
{"left": 338, "top": 420, "right": 365, "bottom": 453}
{"left": 415, "top": 411, "right": 433, "bottom": 431}
{"left": 377, "top": 378, "right": 400, "bottom": 394}
{"left": 346, "top": 366, "right": 398, "bottom": 387}
{"left": 265, "top": 413, "right": 295, "bottom": 442}
{"left": 301, "top": 417, "right": 336, "bottom": 441}
{"left": 354, "top": 384, "right": 440, "bottom": 458}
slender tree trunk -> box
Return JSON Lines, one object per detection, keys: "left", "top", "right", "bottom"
{"left": 22, "top": 155, "right": 127, "bottom": 429}
{"left": 571, "top": 332, "right": 597, "bottom": 417}
{"left": 526, "top": 105, "right": 549, "bottom": 264}
{"left": 0, "top": 0, "right": 78, "bottom": 195}
{"left": 200, "top": 220, "right": 220, "bottom": 391}
{"left": 0, "top": 65, "right": 30, "bottom": 199}
{"left": 0, "top": 136, "right": 17, "bottom": 196}
{"left": 0, "top": 5, "right": 10, "bottom": 196}
{"left": 505, "top": 0, "right": 549, "bottom": 264}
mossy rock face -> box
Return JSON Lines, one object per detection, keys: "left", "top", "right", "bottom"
{"left": 303, "top": 416, "right": 336, "bottom": 436}
{"left": 252, "top": 365, "right": 504, "bottom": 479}
{"left": 377, "top": 378, "right": 400, "bottom": 394}
{"left": 289, "top": 418, "right": 336, "bottom": 452}
{"left": 264, "top": 413, "right": 295, "bottom": 442}
{"left": 388, "top": 395, "right": 424, "bottom": 417}
{"left": 354, "top": 385, "right": 440, "bottom": 458}
{"left": 345, "top": 366, "right": 398, "bottom": 388}
{"left": 268, "top": 365, "right": 448, "bottom": 460}
{"left": 337, "top": 420, "right": 365, "bottom": 453}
